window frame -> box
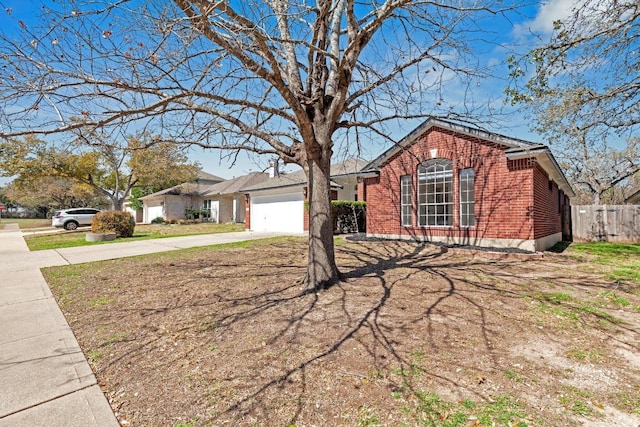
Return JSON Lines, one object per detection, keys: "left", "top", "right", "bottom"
{"left": 417, "top": 159, "right": 453, "bottom": 227}
{"left": 400, "top": 175, "right": 413, "bottom": 227}
{"left": 459, "top": 168, "right": 475, "bottom": 228}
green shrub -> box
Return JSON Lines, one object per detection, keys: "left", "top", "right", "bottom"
{"left": 151, "top": 216, "right": 164, "bottom": 224}
{"left": 304, "top": 200, "right": 367, "bottom": 233}
{"left": 91, "top": 210, "right": 135, "bottom": 237}
{"left": 332, "top": 201, "right": 366, "bottom": 233}
{"left": 185, "top": 209, "right": 210, "bottom": 220}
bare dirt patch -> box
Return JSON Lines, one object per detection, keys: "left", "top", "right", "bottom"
{"left": 44, "top": 238, "right": 640, "bottom": 426}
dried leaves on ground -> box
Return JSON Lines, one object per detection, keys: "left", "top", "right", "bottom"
{"left": 44, "top": 237, "right": 640, "bottom": 427}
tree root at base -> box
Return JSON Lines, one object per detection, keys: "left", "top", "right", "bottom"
{"left": 296, "top": 271, "right": 345, "bottom": 293}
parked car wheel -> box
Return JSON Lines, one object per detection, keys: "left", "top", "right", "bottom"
{"left": 64, "top": 221, "right": 79, "bottom": 230}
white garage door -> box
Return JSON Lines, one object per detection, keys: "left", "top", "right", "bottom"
{"left": 251, "top": 192, "right": 304, "bottom": 233}
{"left": 146, "top": 204, "right": 164, "bottom": 223}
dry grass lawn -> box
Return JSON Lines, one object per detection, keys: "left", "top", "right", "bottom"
{"left": 43, "top": 237, "right": 640, "bottom": 427}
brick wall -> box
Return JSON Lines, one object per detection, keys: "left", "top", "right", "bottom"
{"left": 217, "top": 195, "right": 234, "bottom": 223}
{"left": 164, "top": 195, "right": 198, "bottom": 221}
{"left": 532, "top": 165, "right": 562, "bottom": 239}
{"left": 365, "top": 127, "right": 540, "bottom": 242}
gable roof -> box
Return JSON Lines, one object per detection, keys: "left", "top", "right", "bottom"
{"left": 329, "top": 158, "right": 370, "bottom": 177}
{"left": 241, "top": 168, "right": 307, "bottom": 192}
{"left": 140, "top": 172, "right": 272, "bottom": 200}
{"left": 140, "top": 181, "right": 212, "bottom": 199}
{"left": 363, "top": 118, "right": 575, "bottom": 197}
{"left": 202, "top": 172, "right": 269, "bottom": 196}
{"left": 241, "top": 158, "right": 369, "bottom": 192}
{"left": 196, "top": 170, "right": 225, "bottom": 183}
{"left": 139, "top": 169, "right": 226, "bottom": 200}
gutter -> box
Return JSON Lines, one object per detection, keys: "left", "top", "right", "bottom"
{"left": 505, "top": 147, "right": 575, "bottom": 197}
{"left": 353, "top": 170, "right": 380, "bottom": 179}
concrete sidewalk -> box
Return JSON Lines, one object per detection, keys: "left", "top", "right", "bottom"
{"left": 0, "top": 225, "right": 290, "bottom": 426}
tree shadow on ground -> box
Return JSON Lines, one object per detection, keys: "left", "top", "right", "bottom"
{"left": 60, "top": 239, "right": 640, "bottom": 426}
{"left": 204, "top": 241, "right": 555, "bottom": 423}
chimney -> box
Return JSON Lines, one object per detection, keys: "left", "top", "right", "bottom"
{"left": 268, "top": 158, "right": 279, "bottom": 178}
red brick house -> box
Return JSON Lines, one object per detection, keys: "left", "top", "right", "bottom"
{"left": 360, "top": 119, "right": 574, "bottom": 252}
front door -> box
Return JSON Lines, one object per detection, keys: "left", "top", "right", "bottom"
{"left": 210, "top": 200, "right": 219, "bottom": 223}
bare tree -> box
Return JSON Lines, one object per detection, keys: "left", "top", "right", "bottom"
{"left": 507, "top": 0, "right": 640, "bottom": 131}
{"left": 0, "top": 1, "right": 512, "bottom": 289}
{"left": 554, "top": 128, "right": 640, "bottom": 204}
{"left": 506, "top": 0, "right": 640, "bottom": 202}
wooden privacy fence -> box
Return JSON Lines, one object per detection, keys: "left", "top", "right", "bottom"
{"left": 571, "top": 205, "right": 640, "bottom": 243}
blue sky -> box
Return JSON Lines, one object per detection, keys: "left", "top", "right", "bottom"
{"left": 0, "top": 1, "right": 574, "bottom": 185}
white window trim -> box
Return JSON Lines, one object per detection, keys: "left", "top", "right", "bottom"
{"left": 400, "top": 175, "right": 412, "bottom": 227}
{"left": 459, "top": 168, "right": 475, "bottom": 228}
{"left": 417, "top": 159, "right": 453, "bottom": 227}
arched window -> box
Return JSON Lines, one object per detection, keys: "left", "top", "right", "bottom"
{"left": 417, "top": 159, "right": 453, "bottom": 226}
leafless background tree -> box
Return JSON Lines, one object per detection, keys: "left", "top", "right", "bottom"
{"left": 507, "top": 0, "right": 640, "bottom": 203}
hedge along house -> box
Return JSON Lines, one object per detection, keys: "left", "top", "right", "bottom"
{"left": 241, "top": 159, "right": 368, "bottom": 233}
{"left": 360, "top": 118, "right": 574, "bottom": 252}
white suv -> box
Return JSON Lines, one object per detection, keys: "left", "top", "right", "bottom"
{"left": 52, "top": 208, "right": 101, "bottom": 230}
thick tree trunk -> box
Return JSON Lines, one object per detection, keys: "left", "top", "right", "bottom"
{"left": 111, "top": 197, "right": 124, "bottom": 211}
{"left": 304, "top": 152, "right": 340, "bottom": 291}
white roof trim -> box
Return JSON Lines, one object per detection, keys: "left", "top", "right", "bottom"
{"left": 363, "top": 117, "right": 574, "bottom": 197}
{"left": 505, "top": 148, "right": 575, "bottom": 197}
{"left": 363, "top": 118, "right": 543, "bottom": 172}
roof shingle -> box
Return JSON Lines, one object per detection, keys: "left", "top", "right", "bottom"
{"left": 203, "top": 172, "right": 269, "bottom": 196}
{"left": 241, "top": 158, "right": 369, "bottom": 192}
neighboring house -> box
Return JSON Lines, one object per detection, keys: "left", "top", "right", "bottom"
{"left": 626, "top": 188, "right": 640, "bottom": 205}
{"left": 360, "top": 118, "right": 575, "bottom": 252}
{"left": 122, "top": 198, "right": 142, "bottom": 223}
{"left": 140, "top": 170, "right": 225, "bottom": 223}
{"left": 241, "top": 159, "right": 367, "bottom": 233}
{"left": 201, "top": 172, "right": 269, "bottom": 223}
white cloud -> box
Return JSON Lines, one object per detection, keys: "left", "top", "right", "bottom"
{"left": 512, "top": 0, "right": 615, "bottom": 43}
{"left": 515, "top": 0, "right": 613, "bottom": 38}
{"left": 528, "top": 0, "right": 579, "bottom": 34}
